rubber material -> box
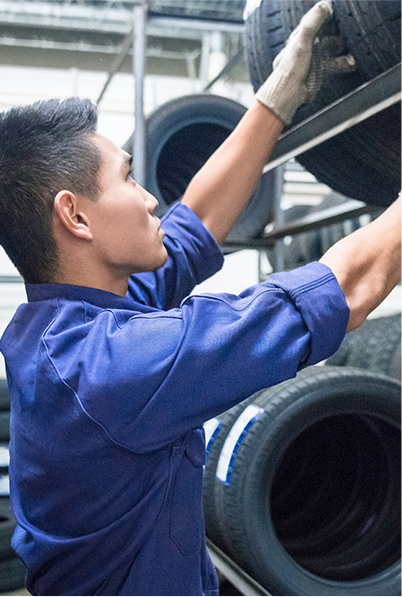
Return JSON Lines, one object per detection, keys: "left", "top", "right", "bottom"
{"left": 0, "top": 412, "right": 9, "bottom": 444}
{"left": 209, "top": 366, "right": 401, "bottom": 595}
{"left": 0, "top": 498, "right": 17, "bottom": 560}
{"left": 0, "top": 555, "right": 26, "bottom": 594}
{"left": 0, "top": 381, "right": 10, "bottom": 412}
{"left": 326, "top": 314, "right": 401, "bottom": 376}
{"left": 369, "top": 314, "right": 401, "bottom": 378}
{"left": 0, "top": 497, "right": 25, "bottom": 594}
{"left": 203, "top": 395, "right": 257, "bottom": 552}
{"left": 311, "top": 193, "right": 361, "bottom": 255}
{"left": 389, "top": 343, "right": 401, "bottom": 382}
{"left": 245, "top": 0, "right": 401, "bottom": 206}
{"left": 265, "top": 203, "right": 318, "bottom": 270}
{"left": 325, "top": 329, "right": 356, "bottom": 367}
{"left": 346, "top": 315, "right": 399, "bottom": 371}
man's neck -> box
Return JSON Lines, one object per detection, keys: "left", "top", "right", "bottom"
{"left": 53, "top": 267, "right": 129, "bottom": 297}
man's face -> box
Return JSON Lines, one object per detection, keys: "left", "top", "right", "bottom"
{"left": 88, "top": 133, "right": 168, "bottom": 276}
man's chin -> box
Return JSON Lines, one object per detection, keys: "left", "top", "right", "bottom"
{"left": 157, "top": 249, "right": 169, "bottom": 270}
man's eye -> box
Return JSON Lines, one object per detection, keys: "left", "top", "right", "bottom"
{"left": 127, "top": 168, "right": 135, "bottom": 180}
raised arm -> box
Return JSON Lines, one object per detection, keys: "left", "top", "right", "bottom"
{"left": 182, "top": 102, "right": 283, "bottom": 245}
{"left": 182, "top": 1, "right": 355, "bottom": 245}
{"left": 320, "top": 195, "right": 401, "bottom": 331}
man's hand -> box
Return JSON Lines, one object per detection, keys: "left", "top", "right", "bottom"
{"left": 256, "top": 0, "right": 356, "bottom": 125}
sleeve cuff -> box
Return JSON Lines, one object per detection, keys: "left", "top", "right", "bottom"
{"left": 268, "top": 262, "right": 350, "bottom": 367}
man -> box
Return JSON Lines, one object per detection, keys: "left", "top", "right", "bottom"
{"left": 0, "top": 2, "right": 400, "bottom": 595}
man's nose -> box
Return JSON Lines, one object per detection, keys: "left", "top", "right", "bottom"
{"left": 140, "top": 186, "right": 159, "bottom": 213}
{"left": 147, "top": 193, "right": 159, "bottom": 214}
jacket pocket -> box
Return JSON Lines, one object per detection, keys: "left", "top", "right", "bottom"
{"left": 169, "top": 428, "right": 206, "bottom": 554}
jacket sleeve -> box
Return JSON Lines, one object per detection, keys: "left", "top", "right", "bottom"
{"left": 47, "top": 262, "right": 349, "bottom": 453}
{"left": 126, "top": 203, "right": 224, "bottom": 310}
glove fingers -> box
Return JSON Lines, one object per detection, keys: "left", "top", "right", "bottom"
{"left": 327, "top": 54, "right": 356, "bottom": 74}
{"left": 319, "top": 35, "right": 346, "bottom": 55}
{"left": 297, "top": 1, "right": 333, "bottom": 44}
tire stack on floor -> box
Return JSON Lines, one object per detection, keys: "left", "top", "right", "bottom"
{"left": 0, "top": 380, "right": 26, "bottom": 594}
{"left": 203, "top": 362, "right": 401, "bottom": 596}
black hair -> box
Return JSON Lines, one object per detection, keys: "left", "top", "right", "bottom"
{"left": 0, "top": 97, "right": 101, "bottom": 283}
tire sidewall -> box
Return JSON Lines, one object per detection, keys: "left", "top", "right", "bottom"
{"left": 145, "top": 94, "right": 246, "bottom": 207}
{"left": 231, "top": 369, "right": 401, "bottom": 595}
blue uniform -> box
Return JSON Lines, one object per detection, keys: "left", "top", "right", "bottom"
{"left": 0, "top": 203, "right": 349, "bottom": 596}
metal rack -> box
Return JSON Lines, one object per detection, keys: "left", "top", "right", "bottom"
{"left": 207, "top": 539, "right": 272, "bottom": 596}
{"left": 224, "top": 63, "right": 401, "bottom": 262}
{"left": 129, "top": 0, "right": 245, "bottom": 186}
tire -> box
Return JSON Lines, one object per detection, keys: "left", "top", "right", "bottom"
{"left": 0, "top": 380, "right": 10, "bottom": 412}
{"left": 325, "top": 330, "right": 356, "bottom": 367}
{"left": 368, "top": 314, "right": 401, "bottom": 377}
{"left": 203, "top": 391, "right": 265, "bottom": 552}
{"left": 0, "top": 445, "right": 9, "bottom": 477}
{"left": 346, "top": 315, "right": 399, "bottom": 371}
{"left": 0, "top": 412, "right": 9, "bottom": 443}
{"left": 214, "top": 366, "right": 401, "bottom": 595}
{"left": 0, "top": 497, "right": 17, "bottom": 560}
{"left": 265, "top": 204, "right": 320, "bottom": 270}
{"left": 245, "top": 1, "right": 281, "bottom": 92}
{"left": 311, "top": 193, "right": 362, "bottom": 255}
{"left": 335, "top": 1, "right": 401, "bottom": 80}
{"left": 389, "top": 343, "right": 401, "bottom": 381}
{"left": 244, "top": 0, "right": 401, "bottom": 206}
{"left": 124, "top": 94, "right": 277, "bottom": 242}
{"left": 0, "top": 555, "right": 26, "bottom": 594}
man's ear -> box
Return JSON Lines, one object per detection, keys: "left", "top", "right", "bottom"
{"left": 53, "top": 190, "right": 93, "bottom": 241}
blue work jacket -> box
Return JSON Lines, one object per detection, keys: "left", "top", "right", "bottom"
{"left": 0, "top": 203, "right": 349, "bottom": 596}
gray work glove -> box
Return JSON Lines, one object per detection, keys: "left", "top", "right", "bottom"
{"left": 255, "top": 0, "right": 356, "bottom": 126}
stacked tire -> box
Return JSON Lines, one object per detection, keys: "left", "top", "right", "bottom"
{"left": 245, "top": 0, "right": 401, "bottom": 207}
{"left": 327, "top": 313, "right": 401, "bottom": 381}
{"left": 203, "top": 366, "right": 401, "bottom": 595}
{"left": 0, "top": 380, "right": 26, "bottom": 594}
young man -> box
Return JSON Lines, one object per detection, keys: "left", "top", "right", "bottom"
{"left": 0, "top": 2, "right": 400, "bottom": 595}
